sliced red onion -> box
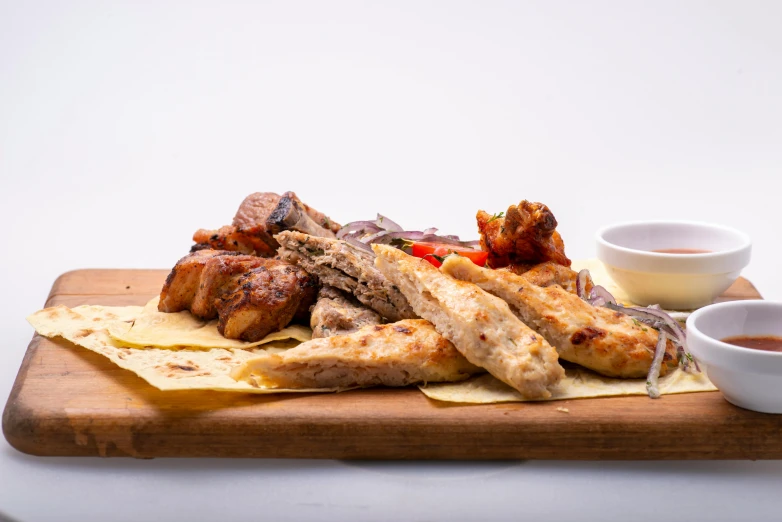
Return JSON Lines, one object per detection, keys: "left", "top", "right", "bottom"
{"left": 588, "top": 285, "right": 616, "bottom": 307}
{"left": 575, "top": 268, "right": 700, "bottom": 374}
{"left": 336, "top": 221, "right": 382, "bottom": 239}
{"left": 360, "top": 229, "right": 393, "bottom": 244}
{"left": 342, "top": 235, "right": 374, "bottom": 252}
{"left": 607, "top": 304, "right": 687, "bottom": 346}
{"left": 337, "top": 216, "right": 483, "bottom": 255}
{"left": 375, "top": 214, "right": 403, "bottom": 232}
{"left": 646, "top": 330, "right": 668, "bottom": 399}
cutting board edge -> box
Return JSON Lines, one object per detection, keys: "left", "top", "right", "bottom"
{"left": 6, "top": 269, "right": 776, "bottom": 460}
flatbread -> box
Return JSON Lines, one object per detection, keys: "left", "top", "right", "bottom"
{"left": 419, "top": 366, "right": 716, "bottom": 404}
{"left": 106, "top": 297, "right": 311, "bottom": 350}
{"left": 26, "top": 305, "right": 333, "bottom": 394}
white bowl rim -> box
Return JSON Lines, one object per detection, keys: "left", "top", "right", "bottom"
{"left": 687, "top": 300, "right": 782, "bottom": 360}
{"left": 596, "top": 220, "right": 752, "bottom": 259}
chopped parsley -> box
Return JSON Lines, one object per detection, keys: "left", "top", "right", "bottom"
{"left": 487, "top": 211, "right": 505, "bottom": 223}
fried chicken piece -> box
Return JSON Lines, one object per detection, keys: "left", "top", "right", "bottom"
{"left": 275, "top": 231, "right": 416, "bottom": 321}
{"left": 373, "top": 244, "right": 564, "bottom": 399}
{"left": 215, "top": 262, "right": 317, "bottom": 341}
{"left": 159, "top": 250, "right": 317, "bottom": 342}
{"left": 310, "top": 286, "right": 383, "bottom": 339}
{"left": 192, "top": 192, "right": 340, "bottom": 256}
{"left": 231, "top": 320, "right": 482, "bottom": 389}
{"left": 440, "top": 255, "right": 678, "bottom": 378}
{"left": 478, "top": 200, "right": 571, "bottom": 268}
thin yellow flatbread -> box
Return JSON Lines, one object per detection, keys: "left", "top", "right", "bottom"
{"left": 26, "top": 305, "right": 333, "bottom": 394}
{"left": 107, "top": 297, "right": 312, "bottom": 350}
{"left": 419, "top": 366, "right": 716, "bottom": 404}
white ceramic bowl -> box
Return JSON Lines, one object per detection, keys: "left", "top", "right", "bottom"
{"left": 687, "top": 300, "right": 782, "bottom": 414}
{"left": 596, "top": 221, "right": 751, "bottom": 309}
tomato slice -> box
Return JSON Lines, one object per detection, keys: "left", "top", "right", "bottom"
{"left": 411, "top": 242, "right": 489, "bottom": 269}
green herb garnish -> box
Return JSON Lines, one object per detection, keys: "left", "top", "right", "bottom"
{"left": 487, "top": 211, "right": 505, "bottom": 223}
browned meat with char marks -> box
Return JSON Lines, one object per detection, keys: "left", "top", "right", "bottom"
{"left": 192, "top": 192, "right": 340, "bottom": 256}
{"left": 159, "top": 250, "right": 317, "bottom": 342}
{"left": 190, "top": 255, "right": 269, "bottom": 319}
{"left": 215, "top": 262, "right": 317, "bottom": 341}
{"left": 159, "top": 250, "right": 246, "bottom": 313}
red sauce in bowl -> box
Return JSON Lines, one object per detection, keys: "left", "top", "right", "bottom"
{"left": 653, "top": 249, "right": 712, "bottom": 254}
{"left": 721, "top": 335, "right": 782, "bottom": 353}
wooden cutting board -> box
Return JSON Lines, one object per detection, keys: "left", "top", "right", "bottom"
{"left": 4, "top": 269, "right": 778, "bottom": 460}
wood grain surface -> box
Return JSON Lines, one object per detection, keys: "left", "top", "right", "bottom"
{"left": 4, "top": 270, "right": 778, "bottom": 460}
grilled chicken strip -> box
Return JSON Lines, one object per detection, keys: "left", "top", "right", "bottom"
{"left": 440, "top": 255, "right": 678, "bottom": 378}
{"left": 310, "top": 286, "right": 383, "bottom": 339}
{"left": 159, "top": 250, "right": 317, "bottom": 342}
{"left": 478, "top": 200, "right": 571, "bottom": 269}
{"left": 275, "top": 231, "right": 416, "bottom": 321}
{"left": 232, "top": 319, "right": 482, "bottom": 389}
{"left": 192, "top": 192, "right": 340, "bottom": 256}
{"left": 373, "top": 244, "right": 564, "bottom": 399}
{"left": 505, "top": 261, "right": 583, "bottom": 295}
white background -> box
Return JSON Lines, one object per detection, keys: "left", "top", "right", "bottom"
{"left": 2, "top": 1, "right": 781, "bottom": 521}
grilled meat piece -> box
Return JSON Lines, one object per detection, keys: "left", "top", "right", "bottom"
{"left": 504, "top": 261, "right": 582, "bottom": 294}
{"left": 159, "top": 250, "right": 246, "bottom": 313}
{"left": 233, "top": 319, "right": 483, "bottom": 389}
{"left": 266, "top": 192, "right": 339, "bottom": 238}
{"left": 159, "top": 250, "right": 317, "bottom": 342}
{"left": 373, "top": 244, "right": 564, "bottom": 400}
{"left": 478, "top": 200, "right": 571, "bottom": 269}
{"left": 192, "top": 192, "right": 340, "bottom": 256}
{"left": 440, "top": 255, "right": 678, "bottom": 378}
{"left": 215, "top": 263, "right": 317, "bottom": 341}
{"left": 310, "top": 286, "right": 383, "bottom": 338}
{"left": 275, "top": 231, "right": 416, "bottom": 321}
{"left": 190, "top": 255, "right": 269, "bottom": 319}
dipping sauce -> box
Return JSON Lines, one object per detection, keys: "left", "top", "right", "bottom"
{"left": 721, "top": 335, "right": 782, "bottom": 353}
{"left": 653, "top": 248, "right": 712, "bottom": 254}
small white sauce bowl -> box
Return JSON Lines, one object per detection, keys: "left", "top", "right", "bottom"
{"left": 596, "top": 221, "right": 751, "bottom": 309}
{"left": 687, "top": 300, "right": 782, "bottom": 414}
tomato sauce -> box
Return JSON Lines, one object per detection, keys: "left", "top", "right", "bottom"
{"left": 721, "top": 335, "right": 782, "bottom": 353}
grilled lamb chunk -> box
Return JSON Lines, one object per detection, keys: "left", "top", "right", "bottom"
{"left": 159, "top": 250, "right": 246, "bottom": 313}
{"left": 190, "top": 255, "right": 269, "bottom": 319}
{"left": 267, "top": 193, "right": 337, "bottom": 238}
{"left": 310, "top": 286, "right": 383, "bottom": 339}
{"left": 215, "top": 262, "right": 317, "bottom": 342}
{"left": 275, "top": 230, "right": 416, "bottom": 322}
{"left": 192, "top": 192, "right": 340, "bottom": 256}
{"left": 159, "top": 250, "right": 317, "bottom": 342}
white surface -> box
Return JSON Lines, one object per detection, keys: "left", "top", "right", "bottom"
{"left": 688, "top": 301, "right": 782, "bottom": 414}
{"left": 2, "top": 1, "right": 782, "bottom": 521}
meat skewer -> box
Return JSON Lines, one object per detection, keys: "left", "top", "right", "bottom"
{"left": 440, "top": 255, "right": 679, "bottom": 378}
